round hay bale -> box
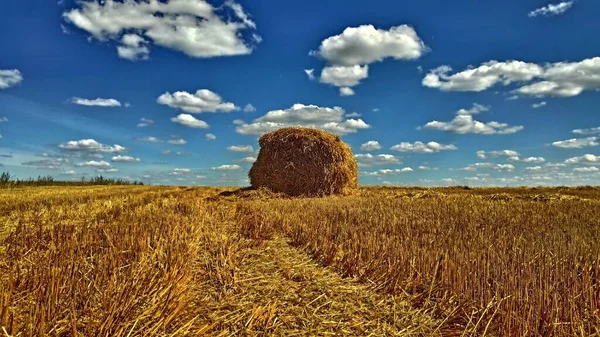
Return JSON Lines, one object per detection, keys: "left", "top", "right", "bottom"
{"left": 249, "top": 127, "right": 358, "bottom": 196}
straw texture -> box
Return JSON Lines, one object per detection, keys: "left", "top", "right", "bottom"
{"left": 249, "top": 127, "right": 358, "bottom": 196}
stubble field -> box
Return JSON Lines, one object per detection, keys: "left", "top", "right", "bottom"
{"left": 0, "top": 185, "right": 598, "bottom": 336}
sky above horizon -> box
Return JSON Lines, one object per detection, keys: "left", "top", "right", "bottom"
{"left": 1, "top": 0, "right": 599, "bottom": 186}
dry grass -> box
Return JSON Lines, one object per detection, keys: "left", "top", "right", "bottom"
{"left": 1, "top": 185, "right": 599, "bottom": 336}
{"left": 249, "top": 127, "right": 358, "bottom": 196}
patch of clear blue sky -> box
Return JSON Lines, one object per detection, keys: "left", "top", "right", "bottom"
{"left": 0, "top": 0, "right": 599, "bottom": 186}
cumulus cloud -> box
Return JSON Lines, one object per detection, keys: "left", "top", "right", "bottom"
{"left": 111, "top": 155, "right": 141, "bottom": 163}
{"left": 572, "top": 127, "right": 600, "bottom": 135}
{"left": 390, "top": 141, "right": 457, "bottom": 153}
{"left": 320, "top": 65, "right": 369, "bottom": 87}
{"left": 171, "top": 113, "right": 209, "bottom": 128}
{"left": 227, "top": 145, "right": 253, "bottom": 152}
{"left": 363, "top": 167, "right": 413, "bottom": 176}
{"left": 77, "top": 160, "right": 111, "bottom": 168}
{"left": 63, "top": 0, "right": 259, "bottom": 60}
{"left": 137, "top": 136, "right": 162, "bottom": 143}
{"left": 424, "top": 104, "right": 523, "bottom": 135}
{"left": 238, "top": 156, "right": 256, "bottom": 163}
{"left": 573, "top": 166, "right": 599, "bottom": 172}
{"left": 522, "top": 157, "right": 546, "bottom": 163}
{"left": 71, "top": 97, "right": 122, "bottom": 107}
{"left": 355, "top": 153, "right": 401, "bottom": 167}
{"left": 243, "top": 104, "right": 256, "bottom": 112}
{"left": 304, "top": 69, "right": 315, "bottom": 80}
{"left": 424, "top": 57, "right": 600, "bottom": 98}
{"left": 158, "top": 89, "right": 238, "bottom": 113}
{"left": 339, "top": 87, "right": 355, "bottom": 96}
{"left": 212, "top": 164, "right": 241, "bottom": 171}
{"left": 417, "top": 165, "right": 438, "bottom": 171}
{"left": 235, "top": 103, "right": 370, "bottom": 136}
{"left": 532, "top": 101, "right": 547, "bottom": 108}
{"left": 528, "top": 1, "right": 575, "bottom": 17}
{"left": 206, "top": 133, "right": 216, "bottom": 140}
{"left": 459, "top": 163, "right": 515, "bottom": 172}
{"left": 97, "top": 168, "right": 119, "bottom": 173}
{"left": 0, "top": 117, "right": 7, "bottom": 122}
{"left": 117, "top": 33, "right": 149, "bottom": 60}
{"left": 422, "top": 62, "right": 543, "bottom": 92}
{"left": 477, "top": 150, "right": 520, "bottom": 160}
{"left": 59, "top": 139, "right": 127, "bottom": 153}
{"left": 137, "top": 117, "right": 154, "bottom": 127}
{"left": 170, "top": 168, "right": 192, "bottom": 175}
{"left": 525, "top": 166, "right": 543, "bottom": 171}
{"left": 312, "top": 25, "right": 426, "bottom": 66}
{"left": 0, "top": 69, "right": 23, "bottom": 89}
{"left": 552, "top": 137, "right": 598, "bottom": 149}
{"left": 167, "top": 138, "right": 187, "bottom": 145}
{"left": 564, "top": 154, "right": 600, "bottom": 165}
{"left": 360, "top": 140, "right": 382, "bottom": 151}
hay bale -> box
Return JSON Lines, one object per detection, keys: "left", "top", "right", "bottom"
{"left": 249, "top": 127, "right": 358, "bottom": 196}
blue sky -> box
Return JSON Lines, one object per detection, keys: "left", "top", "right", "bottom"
{"left": 1, "top": 0, "right": 599, "bottom": 186}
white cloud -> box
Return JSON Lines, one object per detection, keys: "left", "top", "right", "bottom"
{"left": 171, "top": 113, "right": 209, "bottom": 128}
{"left": 417, "top": 165, "right": 438, "bottom": 171}
{"left": 235, "top": 103, "right": 370, "bottom": 135}
{"left": 117, "top": 33, "right": 149, "bottom": 61}
{"left": 573, "top": 166, "right": 599, "bottom": 172}
{"left": 59, "top": 139, "right": 127, "bottom": 153}
{"left": 532, "top": 101, "right": 547, "bottom": 108}
{"left": 360, "top": 140, "right": 382, "bottom": 151}
{"left": 167, "top": 138, "right": 187, "bottom": 145}
{"left": 339, "top": 87, "right": 355, "bottom": 96}
{"left": 238, "top": 156, "right": 256, "bottom": 163}
{"left": 206, "top": 133, "right": 216, "bottom": 140}
{"left": 424, "top": 57, "right": 600, "bottom": 98}
{"left": 63, "top": 0, "right": 259, "bottom": 59}
{"left": 0, "top": 69, "right": 23, "bottom": 89}
{"left": 423, "top": 61, "right": 543, "bottom": 92}
{"left": 137, "top": 117, "right": 154, "bottom": 127}
{"left": 212, "top": 164, "right": 241, "bottom": 171}
{"left": 525, "top": 166, "right": 543, "bottom": 171}
{"left": 528, "top": 1, "right": 575, "bottom": 17}
{"left": 312, "top": 25, "right": 426, "bottom": 66}
{"left": 552, "top": 137, "right": 598, "bottom": 149}
{"left": 456, "top": 103, "right": 490, "bottom": 116}
{"left": 564, "top": 154, "right": 600, "bottom": 165}
{"left": 158, "top": 89, "right": 239, "bottom": 113}
{"left": 363, "top": 167, "right": 413, "bottom": 176}
{"left": 424, "top": 105, "right": 523, "bottom": 135}
{"left": 227, "top": 145, "right": 253, "bottom": 153}
{"left": 71, "top": 97, "right": 122, "bottom": 107}
{"left": 304, "top": 69, "right": 315, "bottom": 80}
{"left": 345, "top": 112, "right": 361, "bottom": 118}
{"left": 111, "top": 155, "right": 141, "bottom": 163}
{"left": 97, "top": 168, "right": 119, "bottom": 173}
{"left": 573, "top": 127, "right": 600, "bottom": 135}
{"left": 320, "top": 65, "right": 369, "bottom": 87}
{"left": 137, "top": 136, "right": 162, "bottom": 143}
{"left": 355, "top": 153, "right": 401, "bottom": 166}
{"left": 243, "top": 104, "right": 256, "bottom": 112}
{"left": 477, "top": 150, "right": 520, "bottom": 160}
{"left": 391, "top": 141, "right": 457, "bottom": 153}
{"left": 522, "top": 157, "right": 546, "bottom": 163}
{"left": 459, "top": 163, "right": 515, "bottom": 172}
{"left": 77, "top": 160, "right": 111, "bottom": 168}
{"left": 170, "top": 168, "right": 192, "bottom": 175}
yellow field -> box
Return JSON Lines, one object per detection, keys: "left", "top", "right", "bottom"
{"left": 1, "top": 186, "right": 599, "bottom": 336}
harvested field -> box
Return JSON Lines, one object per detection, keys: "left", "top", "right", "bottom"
{"left": 1, "top": 186, "right": 599, "bottom": 336}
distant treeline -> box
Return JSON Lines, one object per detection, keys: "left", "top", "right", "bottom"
{"left": 0, "top": 172, "right": 143, "bottom": 188}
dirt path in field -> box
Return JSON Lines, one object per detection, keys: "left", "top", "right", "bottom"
{"left": 197, "top": 234, "right": 443, "bottom": 336}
